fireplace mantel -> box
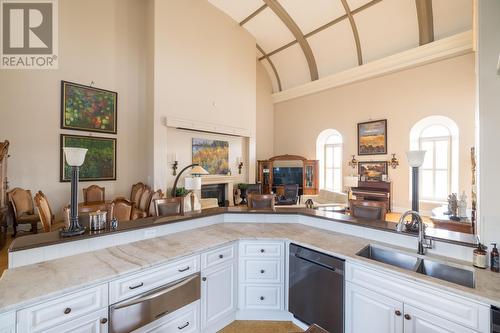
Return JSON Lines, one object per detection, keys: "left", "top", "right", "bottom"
{"left": 200, "top": 175, "right": 241, "bottom": 206}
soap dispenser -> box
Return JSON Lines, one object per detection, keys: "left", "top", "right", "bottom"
{"left": 491, "top": 243, "right": 499, "bottom": 272}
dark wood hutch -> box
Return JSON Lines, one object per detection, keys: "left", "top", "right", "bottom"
{"left": 257, "top": 154, "right": 319, "bottom": 196}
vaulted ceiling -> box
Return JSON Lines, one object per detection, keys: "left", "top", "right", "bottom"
{"left": 207, "top": 0, "right": 473, "bottom": 93}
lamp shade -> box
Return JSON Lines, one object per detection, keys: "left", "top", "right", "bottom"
{"left": 63, "top": 147, "right": 88, "bottom": 167}
{"left": 406, "top": 150, "right": 426, "bottom": 168}
{"left": 190, "top": 165, "right": 209, "bottom": 176}
{"left": 185, "top": 177, "right": 202, "bottom": 190}
{"left": 344, "top": 176, "right": 359, "bottom": 188}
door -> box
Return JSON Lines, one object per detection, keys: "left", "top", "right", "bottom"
{"left": 345, "top": 282, "right": 403, "bottom": 333}
{"left": 403, "top": 305, "right": 477, "bottom": 333}
{"left": 201, "top": 261, "right": 236, "bottom": 330}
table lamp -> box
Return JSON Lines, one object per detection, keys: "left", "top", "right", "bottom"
{"left": 171, "top": 164, "right": 209, "bottom": 197}
{"left": 344, "top": 176, "right": 359, "bottom": 201}
{"left": 61, "top": 147, "right": 87, "bottom": 237}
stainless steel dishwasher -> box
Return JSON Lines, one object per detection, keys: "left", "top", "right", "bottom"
{"left": 109, "top": 273, "right": 200, "bottom": 333}
{"left": 289, "top": 243, "right": 344, "bottom": 333}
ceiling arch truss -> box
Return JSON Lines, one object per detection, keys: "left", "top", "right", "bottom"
{"left": 415, "top": 0, "right": 435, "bottom": 45}
{"left": 340, "top": 0, "right": 363, "bottom": 66}
{"left": 257, "top": 44, "right": 283, "bottom": 92}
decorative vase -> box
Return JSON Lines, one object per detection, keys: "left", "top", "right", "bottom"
{"left": 240, "top": 189, "right": 247, "bottom": 205}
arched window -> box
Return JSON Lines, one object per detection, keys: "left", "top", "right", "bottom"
{"left": 317, "top": 129, "right": 343, "bottom": 192}
{"left": 410, "top": 116, "right": 459, "bottom": 202}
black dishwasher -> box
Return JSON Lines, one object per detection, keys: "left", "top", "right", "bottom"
{"left": 289, "top": 243, "right": 344, "bottom": 333}
{"left": 492, "top": 306, "right": 500, "bottom": 333}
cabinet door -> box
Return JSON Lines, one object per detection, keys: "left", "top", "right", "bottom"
{"left": 403, "top": 305, "right": 477, "bottom": 333}
{"left": 43, "top": 308, "right": 108, "bottom": 333}
{"left": 201, "top": 261, "right": 236, "bottom": 331}
{"left": 345, "top": 282, "right": 403, "bottom": 333}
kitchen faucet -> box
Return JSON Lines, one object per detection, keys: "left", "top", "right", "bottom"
{"left": 397, "top": 210, "right": 433, "bottom": 255}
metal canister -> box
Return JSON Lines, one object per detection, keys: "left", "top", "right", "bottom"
{"left": 89, "top": 210, "right": 107, "bottom": 231}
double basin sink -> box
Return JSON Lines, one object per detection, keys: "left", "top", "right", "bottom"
{"left": 357, "top": 244, "right": 475, "bottom": 288}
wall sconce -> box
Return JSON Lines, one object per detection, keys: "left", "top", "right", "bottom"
{"left": 170, "top": 153, "right": 178, "bottom": 175}
{"left": 389, "top": 154, "right": 399, "bottom": 169}
{"left": 348, "top": 155, "right": 358, "bottom": 169}
{"left": 237, "top": 157, "right": 243, "bottom": 174}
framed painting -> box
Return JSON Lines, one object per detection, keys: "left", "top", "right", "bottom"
{"left": 358, "top": 119, "right": 387, "bottom": 155}
{"left": 60, "top": 134, "right": 117, "bottom": 182}
{"left": 358, "top": 161, "right": 388, "bottom": 181}
{"left": 192, "top": 138, "right": 229, "bottom": 175}
{"left": 61, "top": 81, "right": 118, "bottom": 134}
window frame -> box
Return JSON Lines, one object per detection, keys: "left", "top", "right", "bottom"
{"left": 324, "top": 142, "right": 342, "bottom": 192}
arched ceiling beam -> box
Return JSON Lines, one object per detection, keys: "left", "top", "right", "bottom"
{"left": 257, "top": 44, "right": 282, "bottom": 92}
{"left": 263, "top": 0, "right": 319, "bottom": 81}
{"left": 415, "top": 0, "right": 434, "bottom": 45}
{"left": 340, "top": 0, "right": 363, "bottom": 66}
{"left": 258, "top": 0, "right": 382, "bottom": 61}
{"left": 239, "top": 4, "right": 268, "bottom": 26}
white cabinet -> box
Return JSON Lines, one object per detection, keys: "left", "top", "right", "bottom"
{"left": 403, "top": 305, "right": 477, "bottom": 333}
{"left": 345, "top": 282, "right": 403, "bottom": 333}
{"left": 0, "top": 312, "right": 15, "bottom": 333}
{"left": 200, "top": 244, "right": 237, "bottom": 333}
{"left": 43, "top": 308, "right": 108, "bottom": 333}
{"left": 135, "top": 301, "right": 200, "bottom": 333}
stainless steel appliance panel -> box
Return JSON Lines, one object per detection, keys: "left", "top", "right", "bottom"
{"left": 109, "top": 273, "right": 200, "bottom": 333}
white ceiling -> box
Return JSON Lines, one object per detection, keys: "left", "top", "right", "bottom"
{"left": 207, "top": 0, "right": 473, "bottom": 93}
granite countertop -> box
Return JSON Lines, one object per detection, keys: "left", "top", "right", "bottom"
{"left": 9, "top": 207, "right": 476, "bottom": 252}
{"left": 0, "top": 222, "right": 498, "bottom": 315}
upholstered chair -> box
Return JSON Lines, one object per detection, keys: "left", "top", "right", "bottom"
{"left": 130, "top": 182, "right": 146, "bottom": 206}
{"left": 246, "top": 183, "right": 262, "bottom": 196}
{"left": 154, "top": 197, "right": 184, "bottom": 217}
{"left": 349, "top": 200, "right": 387, "bottom": 221}
{"left": 148, "top": 189, "right": 164, "bottom": 217}
{"left": 109, "top": 198, "right": 134, "bottom": 221}
{"left": 7, "top": 187, "right": 40, "bottom": 236}
{"left": 82, "top": 185, "right": 105, "bottom": 204}
{"left": 34, "top": 191, "right": 68, "bottom": 232}
{"left": 276, "top": 184, "right": 299, "bottom": 205}
{"left": 247, "top": 194, "right": 275, "bottom": 210}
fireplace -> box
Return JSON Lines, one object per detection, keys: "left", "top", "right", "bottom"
{"left": 201, "top": 184, "right": 226, "bottom": 207}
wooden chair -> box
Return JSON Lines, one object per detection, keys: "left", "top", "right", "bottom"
{"left": 34, "top": 191, "right": 68, "bottom": 232}
{"left": 248, "top": 194, "right": 275, "bottom": 209}
{"left": 246, "top": 183, "right": 262, "bottom": 196}
{"left": 132, "top": 187, "right": 153, "bottom": 219}
{"left": 154, "top": 197, "right": 184, "bottom": 217}
{"left": 148, "top": 189, "right": 164, "bottom": 217}
{"left": 82, "top": 185, "right": 105, "bottom": 204}
{"left": 7, "top": 187, "right": 39, "bottom": 236}
{"left": 350, "top": 199, "right": 387, "bottom": 221}
{"left": 109, "top": 198, "right": 134, "bottom": 221}
{"left": 130, "top": 182, "right": 146, "bottom": 206}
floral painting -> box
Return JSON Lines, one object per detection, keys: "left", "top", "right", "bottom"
{"left": 192, "top": 138, "right": 229, "bottom": 175}
{"left": 60, "top": 134, "right": 116, "bottom": 182}
{"left": 358, "top": 119, "right": 387, "bottom": 155}
{"left": 61, "top": 81, "right": 117, "bottom": 134}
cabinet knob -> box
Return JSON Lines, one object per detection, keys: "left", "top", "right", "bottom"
{"left": 260, "top": 249, "right": 265, "bottom": 253}
{"left": 404, "top": 314, "right": 411, "bottom": 320}
{"left": 395, "top": 310, "right": 401, "bottom": 316}
{"left": 63, "top": 308, "right": 71, "bottom": 315}
{"left": 260, "top": 296, "right": 265, "bottom": 301}
{"left": 178, "top": 322, "right": 190, "bottom": 330}
{"left": 219, "top": 254, "right": 224, "bottom": 259}
{"left": 100, "top": 318, "right": 108, "bottom": 324}
{"left": 202, "top": 277, "right": 207, "bottom": 281}
{"left": 260, "top": 269, "right": 265, "bottom": 274}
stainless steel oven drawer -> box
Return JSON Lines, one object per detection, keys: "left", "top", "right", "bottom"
{"left": 109, "top": 273, "right": 200, "bottom": 333}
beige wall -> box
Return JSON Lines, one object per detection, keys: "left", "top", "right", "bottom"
{"left": 0, "top": 0, "right": 150, "bottom": 215}
{"left": 153, "top": 0, "right": 257, "bottom": 190}
{"left": 256, "top": 61, "right": 274, "bottom": 161}
{"left": 273, "top": 54, "right": 476, "bottom": 213}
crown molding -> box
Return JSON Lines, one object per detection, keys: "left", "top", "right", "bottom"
{"left": 272, "top": 30, "right": 473, "bottom": 104}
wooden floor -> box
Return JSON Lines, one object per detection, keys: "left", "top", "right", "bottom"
{"left": 219, "top": 321, "right": 302, "bottom": 333}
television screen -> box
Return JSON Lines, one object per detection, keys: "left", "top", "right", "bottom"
{"left": 273, "top": 167, "right": 303, "bottom": 186}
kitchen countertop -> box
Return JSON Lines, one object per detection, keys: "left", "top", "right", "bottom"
{"left": 0, "top": 222, "right": 498, "bottom": 315}
{"left": 9, "top": 207, "right": 476, "bottom": 252}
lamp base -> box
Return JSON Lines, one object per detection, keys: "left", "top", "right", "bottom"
{"left": 60, "top": 225, "right": 86, "bottom": 237}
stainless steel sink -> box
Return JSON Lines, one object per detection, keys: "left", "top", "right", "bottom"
{"left": 356, "top": 244, "right": 475, "bottom": 288}
{"left": 416, "top": 259, "right": 475, "bottom": 288}
{"left": 357, "top": 245, "right": 420, "bottom": 271}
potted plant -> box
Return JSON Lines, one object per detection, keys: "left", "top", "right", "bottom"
{"left": 238, "top": 183, "right": 249, "bottom": 205}
{"left": 175, "top": 187, "right": 191, "bottom": 197}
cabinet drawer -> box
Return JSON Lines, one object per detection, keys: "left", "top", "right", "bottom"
{"left": 201, "top": 243, "right": 236, "bottom": 270}
{"left": 241, "top": 285, "right": 283, "bottom": 310}
{"left": 138, "top": 301, "right": 199, "bottom": 333}
{"left": 241, "top": 259, "right": 282, "bottom": 283}
{"left": 43, "top": 308, "right": 108, "bottom": 333}
{"left": 346, "top": 262, "right": 490, "bottom": 333}
{"left": 0, "top": 311, "right": 15, "bottom": 333}
{"left": 110, "top": 255, "right": 199, "bottom": 304}
{"left": 239, "top": 242, "right": 283, "bottom": 258}
{"left": 17, "top": 284, "right": 108, "bottom": 333}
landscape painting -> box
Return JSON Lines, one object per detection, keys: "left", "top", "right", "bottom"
{"left": 192, "top": 138, "right": 229, "bottom": 175}
{"left": 60, "top": 134, "right": 116, "bottom": 182}
{"left": 358, "top": 119, "right": 387, "bottom": 155}
{"left": 358, "top": 161, "right": 388, "bottom": 181}
{"left": 61, "top": 81, "right": 117, "bottom": 134}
